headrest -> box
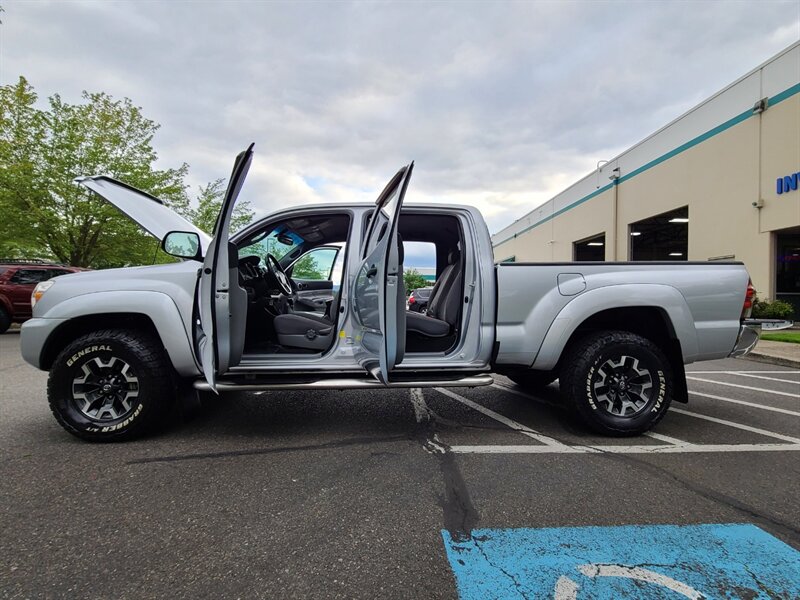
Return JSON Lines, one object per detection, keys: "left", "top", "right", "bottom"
{"left": 447, "top": 248, "right": 460, "bottom": 265}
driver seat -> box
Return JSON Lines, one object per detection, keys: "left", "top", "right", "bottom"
{"left": 273, "top": 292, "right": 339, "bottom": 351}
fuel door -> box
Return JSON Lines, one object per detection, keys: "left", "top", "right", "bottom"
{"left": 557, "top": 273, "right": 586, "bottom": 296}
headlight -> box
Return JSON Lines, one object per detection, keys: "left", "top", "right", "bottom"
{"left": 31, "top": 280, "right": 55, "bottom": 308}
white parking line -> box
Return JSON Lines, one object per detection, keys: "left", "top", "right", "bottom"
{"left": 686, "top": 370, "right": 800, "bottom": 375}
{"left": 434, "top": 387, "right": 567, "bottom": 447}
{"left": 436, "top": 377, "right": 800, "bottom": 455}
{"left": 449, "top": 443, "right": 800, "bottom": 454}
{"left": 716, "top": 372, "right": 800, "bottom": 385}
{"left": 686, "top": 376, "right": 800, "bottom": 398}
{"left": 670, "top": 408, "right": 800, "bottom": 443}
{"left": 644, "top": 431, "right": 692, "bottom": 446}
{"left": 688, "top": 391, "right": 800, "bottom": 417}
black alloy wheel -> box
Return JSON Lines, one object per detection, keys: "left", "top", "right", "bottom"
{"left": 48, "top": 329, "right": 175, "bottom": 442}
{"left": 560, "top": 330, "right": 673, "bottom": 436}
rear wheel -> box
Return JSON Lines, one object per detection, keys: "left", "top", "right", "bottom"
{"left": 48, "top": 329, "right": 175, "bottom": 442}
{"left": 559, "top": 330, "right": 673, "bottom": 436}
{"left": 0, "top": 307, "right": 10, "bottom": 334}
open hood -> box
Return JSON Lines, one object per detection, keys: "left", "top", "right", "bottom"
{"left": 75, "top": 175, "right": 211, "bottom": 251}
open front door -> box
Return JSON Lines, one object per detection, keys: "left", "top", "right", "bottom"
{"left": 197, "top": 144, "right": 254, "bottom": 392}
{"left": 351, "top": 163, "right": 413, "bottom": 383}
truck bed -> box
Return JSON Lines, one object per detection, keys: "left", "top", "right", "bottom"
{"left": 494, "top": 261, "right": 750, "bottom": 369}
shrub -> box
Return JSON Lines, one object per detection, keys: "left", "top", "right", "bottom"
{"left": 752, "top": 296, "right": 795, "bottom": 320}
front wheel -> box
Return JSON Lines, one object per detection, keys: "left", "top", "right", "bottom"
{"left": 48, "top": 329, "right": 176, "bottom": 442}
{"left": 559, "top": 330, "right": 673, "bottom": 436}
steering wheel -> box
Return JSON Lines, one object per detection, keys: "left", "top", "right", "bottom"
{"left": 265, "top": 253, "right": 293, "bottom": 295}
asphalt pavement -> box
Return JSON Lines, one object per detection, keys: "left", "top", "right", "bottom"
{"left": 1, "top": 331, "right": 799, "bottom": 599}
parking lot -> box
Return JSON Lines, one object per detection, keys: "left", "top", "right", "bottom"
{"left": 1, "top": 330, "right": 799, "bottom": 598}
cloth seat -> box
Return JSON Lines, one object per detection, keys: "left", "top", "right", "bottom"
{"left": 406, "top": 249, "right": 462, "bottom": 338}
{"left": 274, "top": 298, "right": 336, "bottom": 351}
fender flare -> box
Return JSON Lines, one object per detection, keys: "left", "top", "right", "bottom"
{"left": 531, "top": 284, "right": 698, "bottom": 371}
{"left": 41, "top": 290, "right": 198, "bottom": 376}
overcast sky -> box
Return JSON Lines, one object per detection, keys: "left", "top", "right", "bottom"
{"left": 2, "top": 1, "right": 799, "bottom": 242}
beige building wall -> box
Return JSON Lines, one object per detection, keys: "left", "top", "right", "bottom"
{"left": 492, "top": 44, "right": 800, "bottom": 300}
{"left": 551, "top": 188, "right": 615, "bottom": 261}
{"left": 760, "top": 95, "right": 800, "bottom": 234}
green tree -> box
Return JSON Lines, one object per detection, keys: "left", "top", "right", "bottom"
{"left": 0, "top": 77, "right": 46, "bottom": 258}
{"left": 403, "top": 268, "right": 428, "bottom": 292}
{"left": 0, "top": 77, "right": 191, "bottom": 267}
{"left": 291, "top": 254, "right": 321, "bottom": 279}
{"left": 190, "top": 178, "right": 254, "bottom": 235}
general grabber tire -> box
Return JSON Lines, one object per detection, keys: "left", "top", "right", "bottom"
{"left": 559, "top": 330, "right": 673, "bottom": 437}
{"left": 506, "top": 369, "right": 558, "bottom": 391}
{"left": 48, "top": 329, "right": 176, "bottom": 442}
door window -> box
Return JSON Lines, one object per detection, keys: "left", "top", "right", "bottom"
{"left": 290, "top": 247, "right": 339, "bottom": 281}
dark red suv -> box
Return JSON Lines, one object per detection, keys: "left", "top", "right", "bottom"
{"left": 0, "top": 261, "right": 85, "bottom": 333}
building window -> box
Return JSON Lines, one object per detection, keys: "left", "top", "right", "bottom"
{"left": 629, "top": 206, "right": 688, "bottom": 261}
{"left": 776, "top": 230, "right": 800, "bottom": 317}
{"left": 574, "top": 234, "right": 605, "bottom": 261}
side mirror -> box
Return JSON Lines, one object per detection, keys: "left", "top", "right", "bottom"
{"left": 162, "top": 231, "right": 202, "bottom": 261}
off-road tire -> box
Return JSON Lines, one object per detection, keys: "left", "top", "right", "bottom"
{"left": 0, "top": 307, "right": 11, "bottom": 334}
{"left": 506, "top": 369, "right": 558, "bottom": 391}
{"left": 48, "top": 329, "right": 175, "bottom": 442}
{"left": 559, "top": 330, "right": 673, "bottom": 436}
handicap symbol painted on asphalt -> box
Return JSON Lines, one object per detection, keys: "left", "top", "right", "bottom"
{"left": 441, "top": 523, "right": 800, "bottom": 599}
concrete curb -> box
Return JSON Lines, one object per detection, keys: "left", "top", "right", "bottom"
{"left": 742, "top": 352, "right": 800, "bottom": 370}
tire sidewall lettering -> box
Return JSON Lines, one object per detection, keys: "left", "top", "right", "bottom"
{"left": 65, "top": 345, "right": 114, "bottom": 368}
{"left": 586, "top": 364, "right": 598, "bottom": 411}
{"left": 651, "top": 370, "right": 666, "bottom": 413}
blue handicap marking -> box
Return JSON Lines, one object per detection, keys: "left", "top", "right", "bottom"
{"left": 442, "top": 523, "right": 800, "bottom": 599}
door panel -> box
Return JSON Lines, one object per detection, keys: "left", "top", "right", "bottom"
{"left": 351, "top": 163, "right": 413, "bottom": 383}
{"left": 293, "top": 280, "right": 334, "bottom": 313}
{"left": 197, "top": 144, "right": 254, "bottom": 392}
{"left": 288, "top": 245, "right": 340, "bottom": 313}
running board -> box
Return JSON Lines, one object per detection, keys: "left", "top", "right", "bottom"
{"left": 193, "top": 374, "right": 494, "bottom": 392}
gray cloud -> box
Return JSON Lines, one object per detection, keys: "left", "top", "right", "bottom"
{"left": 2, "top": 1, "right": 798, "bottom": 233}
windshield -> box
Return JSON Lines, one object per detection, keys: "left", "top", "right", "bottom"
{"left": 239, "top": 226, "right": 304, "bottom": 261}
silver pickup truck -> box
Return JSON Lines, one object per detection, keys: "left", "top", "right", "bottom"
{"left": 21, "top": 145, "right": 766, "bottom": 442}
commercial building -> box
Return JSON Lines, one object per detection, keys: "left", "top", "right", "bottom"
{"left": 492, "top": 42, "right": 800, "bottom": 314}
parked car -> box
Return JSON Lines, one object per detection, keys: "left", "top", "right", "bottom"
{"left": 20, "top": 145, "right": 788, "bottom": 443}
{"left": 0, "top": 261, "right": 85, "bottom": 333}
{"left": 407, "top": 287, "right": 433, "bottom": 313}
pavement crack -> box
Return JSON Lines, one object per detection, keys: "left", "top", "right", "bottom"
{"left": 410, "top": 389, "right": 480, "bottom": 541}
{"left": 598, "top": 451, "right": 800, "bottom": 543}
{"left": 743, "top": 563, "right": 782, "bottom": 599}
{"left": 126, "top": 434, "right": 409, "bottom": 464}
{"left": 472, "top": 536, "right": 530, "bottom": 599}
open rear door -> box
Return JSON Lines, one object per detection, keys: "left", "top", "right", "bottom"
{"left": 351, "top": 163, "right": 413, "bottom": 383}
{"left": 196, "top": 144, "right": 254, "bottom": 392}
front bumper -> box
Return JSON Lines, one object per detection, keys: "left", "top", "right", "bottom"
{"left": 729, "top": 319, "right": 793, "bottom": 358}
{"left": 20, "top": 317, "right": 67, "bottom": 370}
